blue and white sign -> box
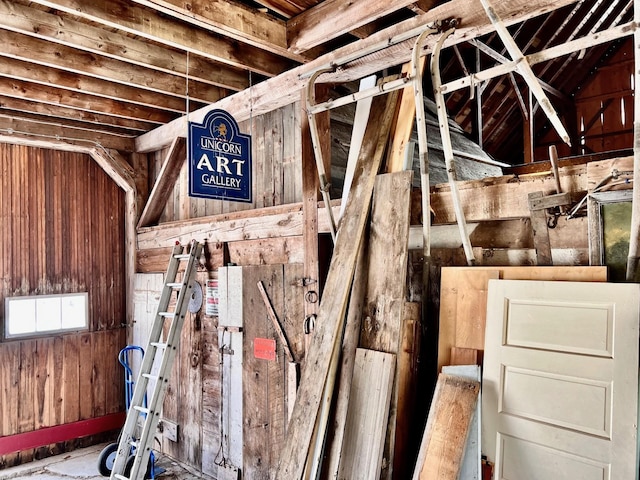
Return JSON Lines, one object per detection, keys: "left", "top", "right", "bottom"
{"left": 189, "top": 109, "right": 252, "bottom": 202}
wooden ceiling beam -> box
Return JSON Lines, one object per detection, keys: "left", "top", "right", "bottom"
{"left": 137, "top": 0, "right": 580, "bottom": 152}
{"left": 0, "top": 114, "right": 135, "bottom": 151}
{"left": 0, "top": 96, "right": 158, "bottom": 133}
{"left": 0, "top": 78, "right": 177, "bottom": 124}
{"left": 0, "top": 55, "right": 210, "bottom": 114}
{"left": 131, "top": 0, "right": 293, "bottom": 57}
{"left": 0, "top": 30, "right": 224, "bottom": 105}
{"left": 0, "top": 1, "right": 249, "bottom": 92}
{"left": 287, "top": 0, "right": 419, "bottom": 53}
{"left": 27, "top": 0, "right": 298, "bottom": 77}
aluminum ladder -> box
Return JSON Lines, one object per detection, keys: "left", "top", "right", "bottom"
{"left": 110, "top": 240, "right": 202, "bottom": 480}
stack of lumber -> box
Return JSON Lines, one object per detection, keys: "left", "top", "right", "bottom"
{"left": 275, "top": 82, "right": 420, "bottom": 479}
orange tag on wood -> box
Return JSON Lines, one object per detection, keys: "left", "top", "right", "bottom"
{"left": 254, "top": 338, "right": 276, "bottom": 361}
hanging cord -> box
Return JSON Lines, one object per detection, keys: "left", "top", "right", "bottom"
{"left": 214, "top": 328, "right": 229, "bottom": 467}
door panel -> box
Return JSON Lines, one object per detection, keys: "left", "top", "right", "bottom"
{"left": 482, "top": 280, "right": 639, "bottom": 480}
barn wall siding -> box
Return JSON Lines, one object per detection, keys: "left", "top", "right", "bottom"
{"left": 0, "top": 144, "right": 126, "bottom": 467}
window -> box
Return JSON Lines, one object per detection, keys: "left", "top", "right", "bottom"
{"left": 4, "top": 293, "right": 88, "bottom": 339}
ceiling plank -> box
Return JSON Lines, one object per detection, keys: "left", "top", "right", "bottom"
{"left": 0, "top": 30, "right": 224, "bottom": 104}
{"left": 0, "top": 114, "right": 135, "bottom": 151}
{"left": 0, "top": 78, "right": 178, "bottom": 124}
{"left": 0, "top": 96, "right": 158, "bottom": 132}
{"left": 287, "top": 0, "right": 418, "bottom": 53}
{"left": 27, "top": 0, "right": 299, "bottom": 76}
{"left": 131, "top": 0, "right": 290, "bottom": 54}
{"left": 137, "top": 0, "right": 580, "bottom": 152}
{"left": 1, "top": 1, "right": 249, "bottom": 91}
{"left": 0, "top": 55, "right": 209, "bottom": 114}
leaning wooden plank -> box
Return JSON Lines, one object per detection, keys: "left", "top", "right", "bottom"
{"left": 275, "top": 89, "right": 400, "bottom": 479}
{"left": 441, "top": 365, "right": 482, "bottom": 480}
{"left": 412, "top": 374, "right": 480, "bottom": 480}
{"left": 138, "top": 137, "right": 186, "bottom": 227}
{"left": 322, "top": 234, "right": 368, "bottom": 479}
{"left": 337, "top": 349, "right": 396, "bottom": 480}
{"left": 359, "top": 170, "right": 413, "bottom": 480}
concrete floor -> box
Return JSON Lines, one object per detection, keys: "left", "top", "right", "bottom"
{"left": 0, "top": 444, "right": 208, "bottom": 480}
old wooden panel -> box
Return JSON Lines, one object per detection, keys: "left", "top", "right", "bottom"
{"left": 437, "top": 266, "right": 608, "bottom": 372}
{"left": 412, "top": 374, "right": 480, "bottom": 480}
{"left": 586, "top": 156, "right": 633, "bottom": 192}
{"left": 430, "top": 165, "right": 587, "bottom": 223}
{"left": 338, "top": 349, "right": 396, "bottom": 480}
{"left": 242, "top": 265, "right": 286, "bottom": 479}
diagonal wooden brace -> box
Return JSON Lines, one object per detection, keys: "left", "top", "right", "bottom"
{"left": 480, "top": 0, "right": 571, "bottom": 146}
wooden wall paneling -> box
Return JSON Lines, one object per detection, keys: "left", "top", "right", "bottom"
{"left": 1, "top": 144, "right": 10, "bottom": 297}
{"left": 162, "top": 273, "right": 181, "bottom": 461}
{"left": 62, "top": 335, "right": 80, "bottom": 424}
{"left": 227, "top": 237, "right": 304, "bottom": 266}
{"left": 337, "top": 349, "right": 396, "bottom": 480}
{"left": 51, "top": 336, "right": 64, "bottom": 428}
{"left": 78, "top": 333, "right": 94, "bottom": 421}
{"left": 105, "top": 330, "right": 121, "bottom": 415}
{"left": 430, "top": 165, "right": 588, "bottom": 224}
{"left": 283, "top": 264, "right": 305, "bottom": 368}
{"left": 437, "top": 266, "right": 609, "bottom": 372}
{"left": 272, "top": 108, "right": 284, "bottom": 207}
{"left": 283, "top": 102, "right": 301, "bottom": 205}
{"left": 18, "top": 342, "right": 35, "bottom": 435}
{"left": 0, "top": 342, "right": 20, "bottom": 438}
{"left": 34, "top": 338, "right": 52, "bottom": 429}
{"left": 92, "top": 330, "right": 107, "bottom": 419}
{"left": 242, "top": 265, "right": 285, "bottom": 478}
{"left": 177, "top": 306, "right": 203, "bottom": 468}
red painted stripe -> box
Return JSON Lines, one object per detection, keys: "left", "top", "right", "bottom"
{"left": 0, "top": 412, "right": 125, "bottom": 455}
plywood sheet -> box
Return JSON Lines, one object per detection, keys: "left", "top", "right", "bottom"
{"left": 438, "top": 266, "right": 608, "bottom": 372}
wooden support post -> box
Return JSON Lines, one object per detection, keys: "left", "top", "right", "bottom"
{"left": 528, "top": 191, "right": 571, "bottom": 265}
{"left": 301, "top": 86, "right": 329, "bottom": 355}
{"left": 275, "top": 89, "right": 400, "bottom": 480}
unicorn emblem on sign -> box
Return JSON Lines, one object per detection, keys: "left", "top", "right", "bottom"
{"left": 214, "top": 122, "right": 228, "bottom": 139}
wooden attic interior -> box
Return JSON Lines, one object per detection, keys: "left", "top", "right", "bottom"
{"left": 2, "top": 0, "right": 640, "bottom": 478}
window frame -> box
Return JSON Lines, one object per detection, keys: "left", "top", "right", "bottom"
{"left": 4, "top": 292, "right": 89, "bottom": 340}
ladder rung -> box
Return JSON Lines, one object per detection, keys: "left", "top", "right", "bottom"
{"left": 150, "top": 342, "right": 167, "bottom": 349}
{"left": 133, "top": 405, "right": 150, "bottom": 415}
{"left": 129, "top": 440, "right": 139, "bottom": 449}
{"left": 174, "top": 253, "right": 191, "bottom": 260}
{"left": 166, "top": 283, "right": 183, "bottom": 289}
{"left": 142, "top": 373, "right": 159, "bottom": 381}
{"left": 114, "top": 475, "right": 129, "bottom": 480}
{"left": 159, "top": 312, "right": 175, "bottom": 318}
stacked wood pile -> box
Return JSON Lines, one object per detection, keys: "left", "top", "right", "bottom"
{"left": 276, "top": 83, "right": 422, "bottom": 479}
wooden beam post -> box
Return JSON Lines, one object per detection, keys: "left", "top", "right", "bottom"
{"left": 137, "top": 136, "right": 186, "bottom": 227}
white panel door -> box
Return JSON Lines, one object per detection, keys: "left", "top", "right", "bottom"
{"left": 482, "top": 280, "right": 639, "bottom": 480}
